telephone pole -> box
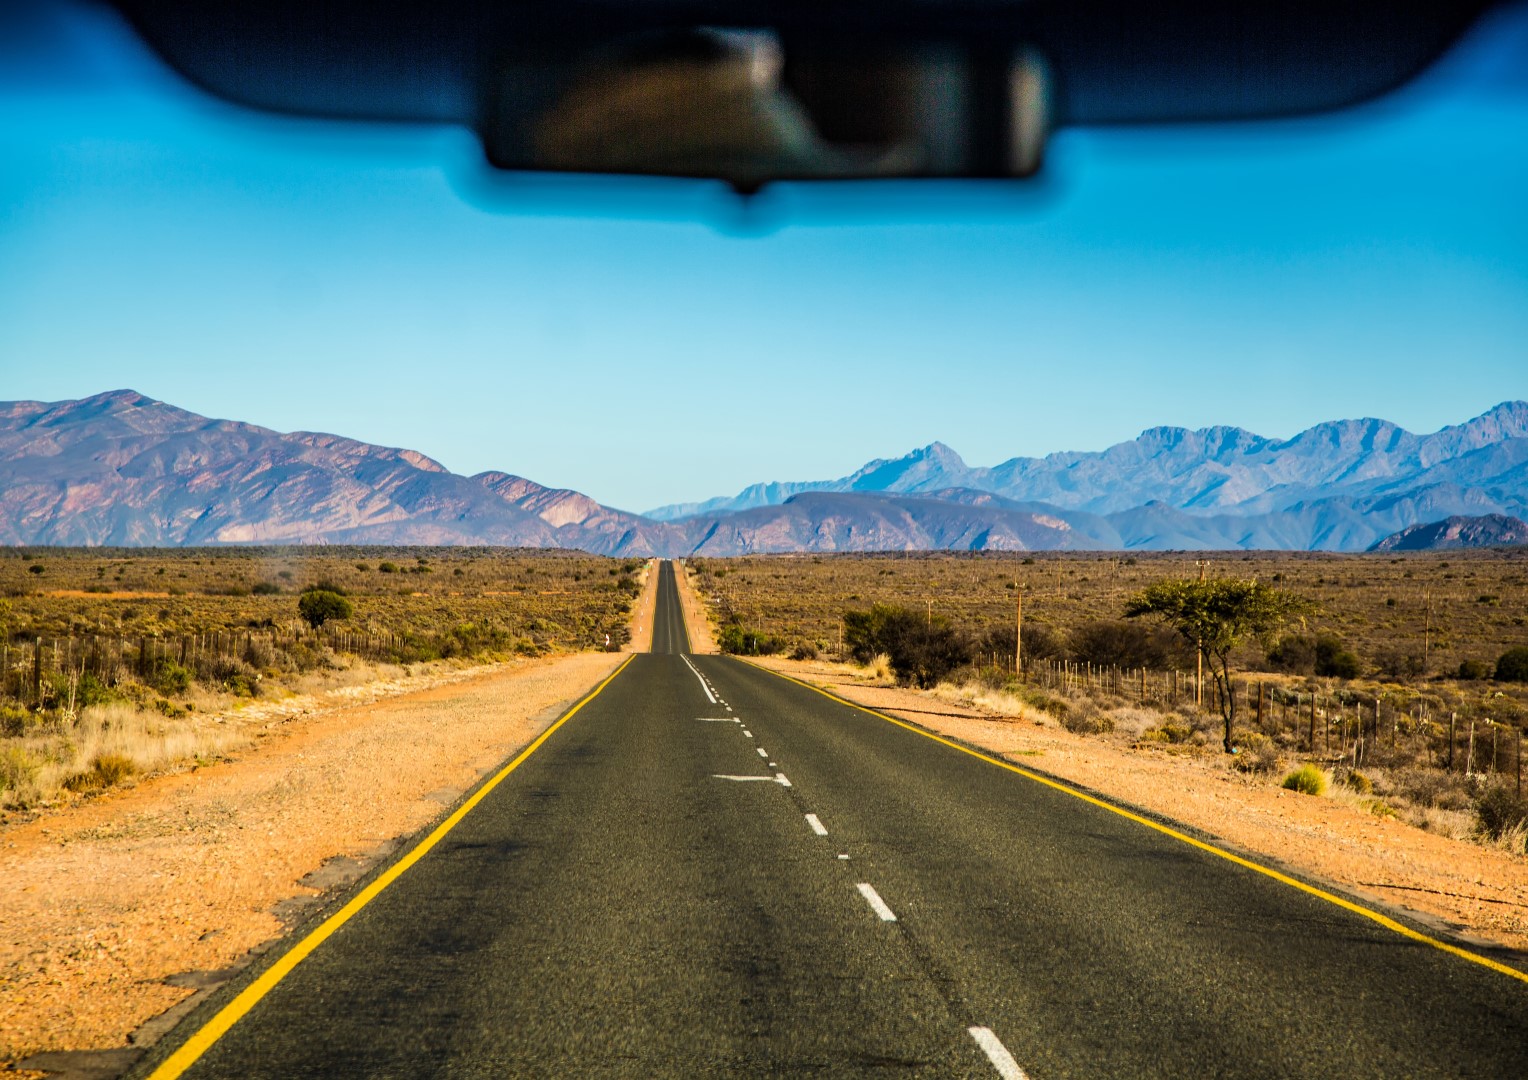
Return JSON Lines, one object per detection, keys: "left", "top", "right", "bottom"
{"left": 1194, "top": 558, "right": 1209, "bottom": 707}
{"left": 1014, "top": 581, "right": 1024, "bottom": 675}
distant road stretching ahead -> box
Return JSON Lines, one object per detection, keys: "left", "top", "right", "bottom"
{"left": 138, "top": 562, "right": 1528, "bottom": 1078}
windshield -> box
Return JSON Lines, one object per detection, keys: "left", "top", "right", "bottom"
{"left": 4, "top": 0, "right": 1525, "bottom": 515}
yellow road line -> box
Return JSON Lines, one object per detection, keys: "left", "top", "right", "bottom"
{"left": 145, "top": 654, "right": 636, "bottom": 1080}
{"left": 749, "top": 661, "right": 1528, "bottom": 987}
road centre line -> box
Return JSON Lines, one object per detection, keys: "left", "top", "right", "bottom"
{"left": 757, "top": 747, "right": 769, "bottom": 758}
{"left": 142, "top": 655, "right": 637, "bottom": 1080}
{"left": 748, "top": 661, "right": 1528, "bottom": 987}
{"left": 714, "top": 774, "right": 779, "bottom": 782}
{"left": 805, "top": 814, "right": 828, "bottom": 836}
{"left": 775, "top": 773, "right": 792, "bottom": 787}
{"left": 681, "top": 655, "right": 716, "bottom": 703}
{"left": 968, "top": 1027, "right": 1029, "bottom": 1080}
{"left": 856, "top": 883, "right": 897, "bottom": 922}
{"left": 742, "top": 730, "right": 752, "bottom": 737}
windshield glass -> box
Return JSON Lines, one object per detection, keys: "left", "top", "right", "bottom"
{"left": 3, "top": 1, "right": 1526, "bottom": 513}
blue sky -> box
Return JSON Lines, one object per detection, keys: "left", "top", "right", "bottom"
{"left": 2, "top": 1, "right": 1526, "bottom": 513}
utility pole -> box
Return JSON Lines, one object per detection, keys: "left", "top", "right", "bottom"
{"left": 1014, "top": 581, "right": 1024, "bottom": 675}
{"left": 1194, "top": 558, "right": 1209, "bottom": 707}
{"left": 1423, "top": 588, "right": 1432, "bottom": 675}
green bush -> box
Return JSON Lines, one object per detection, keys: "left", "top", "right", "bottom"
{"left": 1314, "top": 636, "right": 1362, "bottom": 679}
{"left": 1475, "top": 784, "right": 1528, "bottom": 841}
{"left": 842, "top": 604, "right": 972, "bottom": 688}
{"left": 151, "top": 659, "right": 192, "bottom": 696}
{"left": 1339, "top": 768, "right": 1373, "bottom": 795}
{"left": 718, "top": 622, "right": 784, "bottom": 657}
{"left": 298, "top": 589, "right": 354, "bottom": 629}
{"left": 1267, "top": 633, "right": 1360, "bottom": 678}
{"left": 1457, "top": 658, "right": 1492, "bottom": 680}
{"left": 251, "top": 581, "right": 282, "bottom": 595}
{"left": 1495, "top": 646, "right": 1528, "bottom": 683}
{"left": 1068, "top": 619, "right": 1184, "bottom": 670}
{"left": 1282, "top": 764, "right": 1327, "bottom": 795}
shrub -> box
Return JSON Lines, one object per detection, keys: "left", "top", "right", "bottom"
{"left": 983, "top": 622, "right": 1066, "bottom": 666}
{"left": 1495, "top": 646, "right": 1528, "bottom": 683}
{"left": 1457, "top": 658, "right": 1492, "bottom": 680}
{"left": 1235, "top": 732, "right": 1281, "bottom": 774}
{"left": 63, "top": 752, "right": 137, "bottom": 794}
{"left": 1392, "top": 768, "right": 1472, "bottom": 811}
{"left": 0, "top": 746, "right": 39, "bottom": 791}
{"left": 1475, "top": 785, "right": 1528, "bottom": 841}
{"left": 151, "top": 659, "right": 192, "bottom": 696}
{"left": 1266, "top": 634, "right": 1316, "bottom": 674}
{"left": 298, "top": 589, "right": 354, "bottom": 629}
{"left": 1339, "top": 768, "right": 1373, "bottom": 795}
{"left": 1141, "top": 719, "right": 1195, "bottom": 745}
{"left": 843, "top": 604, "right": 971, "bottom": 688}
{"left": 1017, "top": 688, "right": 1069, "bottom": 720}
{"left": 1069, "top": 619, "right": 1183, "bottom": 670}
{"left": 301, "top": 580, "right": 348, "bottom": 596}
{"left": 789, "top": 641, "right": 818, "bottom": 661}
{"left": 717, "top": 622, "right": 784, "bottom": 657}
{"left": 1313, "top": 636, "right": 1362, "bottom": 679}
{"left": 1, "top": 704, "right": 34, "bottom": 737}
{"left": 252, "top": 581, "right": 282, "bottom": 595}
{"left": 1282, "top": 764, "right": 1327, "bottom": 795}
{"left": 1061, "top": 703, "right": 1114, "bottom": 736}
{"left": 27, "top": 564, "right": 44, "bottom": 575}
{"left": 1267, "top": 633, "right": 1360, "bottom": 678}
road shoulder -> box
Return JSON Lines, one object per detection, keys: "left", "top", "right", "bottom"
{"left": 674, "top": 559, "right": 718, "bottom": 654}
{"left": 1, "top": 651, "right": 624, "bottom": 1071}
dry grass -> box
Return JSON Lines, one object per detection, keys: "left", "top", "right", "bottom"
{"left": 0, "top": 547, "right": 646, "bottom": 812}
{"left": 4, "top": 700, "right": 246, "bottom": 807}
{"left": 690, "top": 548, "right": 1528, "bottom": 680}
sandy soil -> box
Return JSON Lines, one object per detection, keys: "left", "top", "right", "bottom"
{"left": 0, "top": 651, "right": 624, "bottom": 1068}
{"left": 755, "top": 657, "right": 1528, "bottom": 961}
{"left": 625, "top": 559, "right": 658, "bottom": 653}
{"left": 675, "top": 560, "right": 718, "bottom": 654}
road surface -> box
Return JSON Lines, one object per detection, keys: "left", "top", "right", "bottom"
{"left": 137, "top": 561, "right": 1528, "bottom": 1078}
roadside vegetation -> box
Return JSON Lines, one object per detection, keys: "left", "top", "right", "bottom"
{"left": 690, "top": 550, "right": 1528, "bottom": 854}
{"left": 0, "top": 548, "right": 646, "bottom": 811}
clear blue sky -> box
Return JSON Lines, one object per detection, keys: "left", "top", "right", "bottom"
{"left": 2, "top": 1, "right": 1526, "bottom": 513}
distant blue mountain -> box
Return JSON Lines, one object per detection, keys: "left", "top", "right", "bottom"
{"left": 4, "top": 393, "right": 1524, "bottom": 554}
{"left": 645, "top": 403, "right": 1528, "bottom": 552}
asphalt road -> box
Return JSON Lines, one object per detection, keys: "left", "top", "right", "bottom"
{"left": 140, "top": 561, "right": 1528, "bottom": 1078}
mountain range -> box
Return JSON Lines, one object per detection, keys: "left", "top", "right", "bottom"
{"left": 2, "top": 390, "right": 1525, "bottom": 555}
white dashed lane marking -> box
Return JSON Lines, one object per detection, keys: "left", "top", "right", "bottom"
{"left": 968, "top": 1027, "right": 1029, "bottom": 1079}
{"left": 856, "top": 883, "right": 897, "bottom": 922}
{"left": 682, "top": 656, "right": 717, "bottom": 703}
{"left": 805, "top": 814, "right": 828, "bottom": 836}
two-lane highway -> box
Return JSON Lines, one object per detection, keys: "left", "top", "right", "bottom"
{"left": 138, "top": 562, "right": 1528, "bottom": 1078}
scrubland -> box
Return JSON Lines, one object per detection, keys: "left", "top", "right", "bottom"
{"left": 690, "top": 550, "right": 1528, "bottom": 858}
{"left": 0, "top": 548, "right": 645, "bottom": 811}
